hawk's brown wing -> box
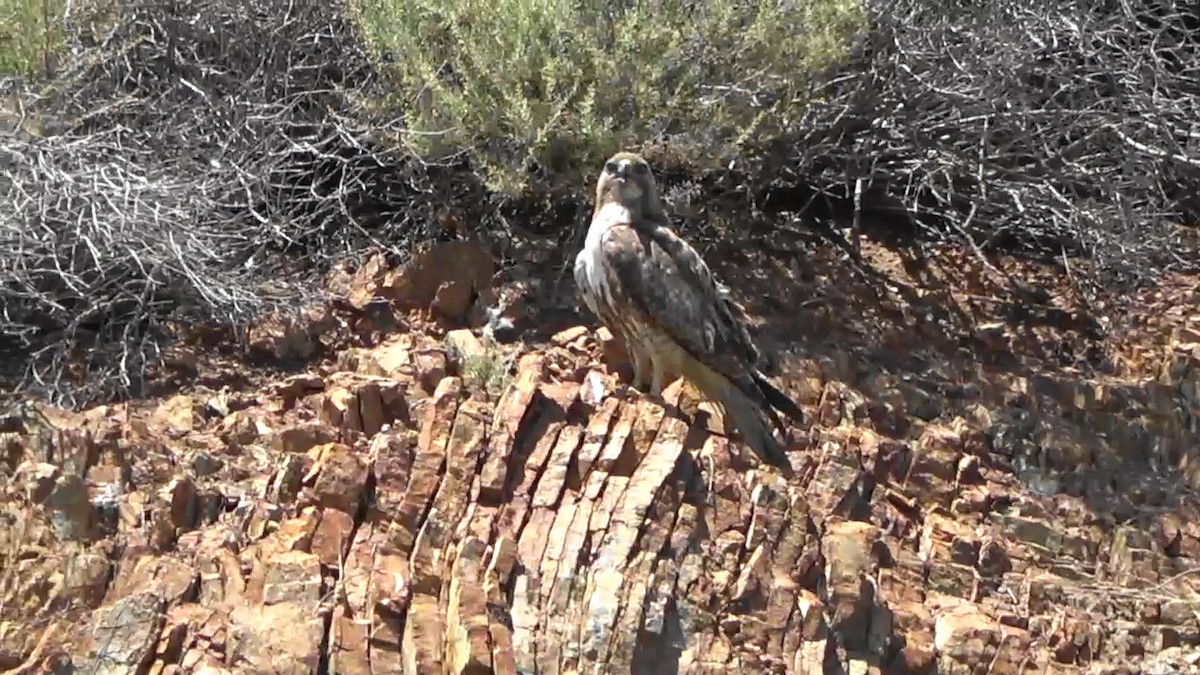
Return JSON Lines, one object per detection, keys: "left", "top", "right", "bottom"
{"left": 649, "top": 225, "right": 803, "bottom": 424}
{"left": 599, "top": 225, "right": 797, "bottom": 472}
{"left": 639, "top": 223, "right": 764, "bottom": 368}
{"left": 600, "top": 228, "right": 746, "bottom": 380}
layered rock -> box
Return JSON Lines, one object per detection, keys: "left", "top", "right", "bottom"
{"left": 2, "top": 242, "right": 1200, "bottom": 674}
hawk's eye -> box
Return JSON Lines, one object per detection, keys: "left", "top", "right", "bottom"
{"left": 604, "top": 162, "right": 619, "bottom": 173}
{"left": 633, "top": 163, "right": 649, "bottom": 175}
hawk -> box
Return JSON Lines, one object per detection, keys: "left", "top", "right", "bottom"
{"left": 573, "top": 151, "right": 805, "bottom": 474}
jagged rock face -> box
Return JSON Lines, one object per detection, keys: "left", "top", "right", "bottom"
{"left": 2, "top": 241, "right": 1200, "bottom": 674}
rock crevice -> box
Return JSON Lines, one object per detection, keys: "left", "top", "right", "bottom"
{"left": 3, "top": 244, "right": 1200, "bottom": 674}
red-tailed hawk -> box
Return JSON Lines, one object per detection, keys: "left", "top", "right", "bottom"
{"left": 573, "top": 151, "right": 805, "bottom": 474}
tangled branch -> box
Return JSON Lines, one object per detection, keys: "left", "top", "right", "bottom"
{"left": 0, "top": 0, "right": 484, "bottom": 407}
{"left": 751, "top": 0, "right": 1200, "bottom": 298}
{"left": 2, "top": 0, "right": 1198, "bottom": 409}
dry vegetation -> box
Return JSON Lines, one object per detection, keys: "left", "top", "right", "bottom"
{"left": 1, "top": 1, "right": 1200, "bottom": 671}
{"left": 1, "top": 0, "right": 1197, "bottom": 408}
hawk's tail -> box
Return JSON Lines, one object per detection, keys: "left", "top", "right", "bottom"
{"left": 686, "top": 355, "right": 796, "bottom": 475}
{"left": 721, "top": 390, "right": 795, "bottom": 477}
{"left": 750, "top": 369, "right": 806, "bottom": 426}
{"left": 682, "top": 359, "right": 795, "bottom": 477}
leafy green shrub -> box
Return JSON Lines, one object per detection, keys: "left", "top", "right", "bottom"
{"left": 445, "top": 333, "right": 516, "bottom": 397}
{"left": 351, "top": 0, "right": 864, "bottom": 193}
{"left": 0, "top": 0, "right": 122, "bottom": 78}
{"left": 0, "top": 0, "right": 62, "bottom": 77}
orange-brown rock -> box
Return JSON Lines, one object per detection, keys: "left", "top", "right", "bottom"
{"left": 245, "top": 310, "right": 326, "bottom": 361}
{"left": 227, "top": 602, "right": 324, "bottom": 673}
{"left": 387, "top": 240, "right": 496, "bottom": 323}
{"left": 316, "top": 373, "right": 409, "bottom": 441}
{"left": 4, "top": 242, "right": 1200, "bottom": 674}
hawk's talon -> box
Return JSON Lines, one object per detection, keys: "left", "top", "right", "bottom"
{"left": 621, "top": 385, "right": 645, "bottom": 399}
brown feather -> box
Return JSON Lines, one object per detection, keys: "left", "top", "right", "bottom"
{"left": 575, "top": 151, "right": 804, "bottom": 473}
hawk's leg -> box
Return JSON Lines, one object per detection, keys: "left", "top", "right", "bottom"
{"left": 700, "top": 443, "right": 716, "bottom": 505}
{"left": 649, "top": 353, "right": 666, "bottom": 397}
{"left": 641, "top": 352, "right": 679, "bottom": 411}
{"left": 628, "top": 345, "right": 652, "bottom": 393}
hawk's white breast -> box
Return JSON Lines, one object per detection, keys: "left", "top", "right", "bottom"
{"left": 576, "top": 201, "right": 634, "bottom": 312}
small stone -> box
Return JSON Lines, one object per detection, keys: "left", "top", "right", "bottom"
{"left": 227, "top": 602, "right": 324, "bottom": 672}
{"left": 977, "top": 539, "right": 1012, "bottom": 577}
{"left": 416, "top": 350, "right": 448, "bottom": 394}
{"left": 263, "top": 551, "right": 323, "bottom": 607}
{"left": 311, "top": 509, "right": 356, "bottom": 568}
{"left": 446, "top": 329, "right": 485, "bottom": 361}
{"left": 152, "top": 395, "right": 202, "bottom": 436}
{"left": 359, "top": 339, "right": 412, "bottom": 379}
{"left": 191, "top": 452, "right": 224, "bottom": 477}
{"left": 164, "top": 476, "right": 198, "bottom": 531}
{"left": 272, "top": 423, "right": 338, "bottom": 454}
{"left": 310, "top": 444, "right": 368, "bottom": 515}
{"left": 551, "top": 326, "right": 588, "bottom": 346}
{"left": 388, "top": 240, "right": 495, "bottom": 316}
{"left": 86, "top": 592, "right": 166, "bottom": 672}
{"left": 47, "top": 473, "right": 94, "bottom": 541}
{"left": 17, "top": 461, "right": 60, "bottom": 503}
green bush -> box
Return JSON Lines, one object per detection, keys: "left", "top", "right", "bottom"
{"left": 352, "top": 0, "right": 864, "bottom": 194}
{"left": 0, "top": 0, "right": 63, "bottom": 77}
{"left": 0, "top": 0, "right": 122, "bottom": 78}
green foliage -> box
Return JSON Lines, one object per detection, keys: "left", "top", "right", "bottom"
{"left": 457, "top": 342, "right": 517, "bottom": 397}
{"left": 461, "top": 347, "right": 516, "bottom": 397}
{"left": 0, "top": 0, "right": 63, "bottom": 77}
{"left": 443, "top": 331, "right": 516, "bottom": 397}
{"left": 352, "top": 0, "right": 865, "bottom": 194}
{"left": 0, "top": 0, "right": 122, "bottom": 78}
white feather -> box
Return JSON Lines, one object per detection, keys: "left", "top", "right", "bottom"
{"left": 575, "top": 201, "right": 634, "bottom": 313}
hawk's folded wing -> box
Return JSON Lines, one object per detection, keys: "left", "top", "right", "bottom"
{"left": 598, "top": 225, "right": 798, "bottom": 472}
{"left": 600, "top": 225, "right": 755, "bottom": 382}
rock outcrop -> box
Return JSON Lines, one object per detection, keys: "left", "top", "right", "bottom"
{"left": 2, "top": 241, "right": 1199, "bottom": 674}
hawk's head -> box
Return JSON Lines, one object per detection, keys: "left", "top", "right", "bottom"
{"left": 595, "top": 151, "right": 660, "bottom": 217}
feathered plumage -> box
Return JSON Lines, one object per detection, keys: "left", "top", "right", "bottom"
{"left": 573, "top": 151, "right": 804, "bottom": 474}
